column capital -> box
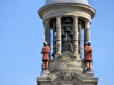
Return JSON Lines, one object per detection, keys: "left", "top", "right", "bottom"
{"left": 72, "top": 16, "right": 78, "bottom": 20}
{"left": 44, "top": 19, "right": 50, "bottom": 29}
{"left": 84, "top": 19, "right": 91, "bottom": 24}
{"left": 56, "top": 16, "right": 62, "bottom": 19}
{"left": 72, "top": 15, "right": 78, "bottom": 18}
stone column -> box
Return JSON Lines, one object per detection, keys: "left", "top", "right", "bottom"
{"left": 84, "top": 20, "right": 91, "bottom": 46}
{"left": 73, "top": 16, "right": 79, "bottom": 57}
{"left": 78, "top": 21, "right": 82, "bottom": 56}
{"left": 56, "top": 16, "right": 61, "bottom": 55}
{"left": 53, "top": 22, "right": 56, "bottom": 53}
{"left": 44, "top": 20, "right": 50, "bottom": 46}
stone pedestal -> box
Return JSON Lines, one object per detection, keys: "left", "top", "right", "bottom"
{"left": 38, "top": 52, "right": 98, "bottom": 85}
{"left": 37, "top": 71, "right": 98, "bottom": 85}
{"left": 41, "top": 70, "right": 50, "bottom": 78}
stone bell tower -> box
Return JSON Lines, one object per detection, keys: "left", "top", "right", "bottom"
{"left": 37, "top": 0, "right": 98, "bottom": 85}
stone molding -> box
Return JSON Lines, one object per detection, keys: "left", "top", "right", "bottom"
{"left": 37, "top": 71, "right": 98, "bottom": 85}
{"left": 38, "top": 3, "right": 96, "bottom": 21}
{"left": 48, "top": 59, "right": 83, "bottom": 72}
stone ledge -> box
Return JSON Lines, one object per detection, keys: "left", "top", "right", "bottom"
{"left": 38, "top": 3, "right": 96, "bottom": 19}
{"left": 37, "top": 71, "right": 98, "bottom": 85}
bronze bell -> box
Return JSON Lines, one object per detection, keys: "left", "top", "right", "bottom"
{"left": 64, "top": 26, "right": 71, "bottom": 32}
{"left": 62, "top": 28, "right": 66, "bottom": 36}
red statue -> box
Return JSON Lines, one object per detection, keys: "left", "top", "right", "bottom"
{"left": 41, "top": 42, "right": 50, "bottom": 70}
{"left": 84, "top": 41, "right": 93, "bottom": 70}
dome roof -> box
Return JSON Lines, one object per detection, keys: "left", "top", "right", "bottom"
{"left": 46, "top": 0, "right": 88, "bottom": 5}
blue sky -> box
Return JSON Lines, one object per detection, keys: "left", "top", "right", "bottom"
{"left": 0, "top": 0, "right": 114, "bottom": 85}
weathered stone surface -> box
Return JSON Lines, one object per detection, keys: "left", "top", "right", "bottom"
{"left": 48, "top": 59, "right": 83, "bottom": 72}
{"left": 39, "top": 3, "right": 95, "bottom": 20}
{"left": 37, "top": 71, "right": 98, "bottom": 85}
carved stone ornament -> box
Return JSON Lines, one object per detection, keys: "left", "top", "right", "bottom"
{"left": 56, "top": 72, "right": 79, "bottom": 80}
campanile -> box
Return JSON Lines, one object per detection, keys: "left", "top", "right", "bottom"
{"left": 37, "top": 0, "right": 98, "bottom": 85}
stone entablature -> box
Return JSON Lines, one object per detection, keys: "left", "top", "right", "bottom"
{"left": 39, "top": 3, "right": 96, "bottom": 20}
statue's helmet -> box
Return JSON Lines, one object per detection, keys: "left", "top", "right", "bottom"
{"left": 43, "top": 42, "right": 48, "bottom": 45}
{"left": 88, "top": 40, "right": 91, "bottom": 43}
{"left": 87, "top": 41, "right": 91, "bottom": 46}
{"left": 85, "top": 41, "right": 91, "bottom": 45}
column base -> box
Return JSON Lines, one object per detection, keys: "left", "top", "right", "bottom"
{"left": 72, "top": 53, "right": 81, "bottom": 60}
{"left": 54, "top": 53, "right": 62, "bottom": 59}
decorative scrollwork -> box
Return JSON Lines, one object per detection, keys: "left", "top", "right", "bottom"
{"left": 57, "top": 72, "right": 79, "bottom": 80}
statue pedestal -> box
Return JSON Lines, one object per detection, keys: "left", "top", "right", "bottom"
{"left": 84, "top": 69, "right": 94, "bottom": 74}
{"left": 40, "top": 70, "right": 50, "bottom": 77}
{"left": 37, "top": 71, "right": 98, "bottom": 85}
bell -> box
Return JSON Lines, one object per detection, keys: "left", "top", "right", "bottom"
{"left": 62, "top": 29, "right": 66, "bottom": 36}
{"left": 64, "top": 26, "right": 71, "bottom": 32}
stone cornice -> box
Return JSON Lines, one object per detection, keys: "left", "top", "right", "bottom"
{"left": 38, "top": 3, "right": 96, "bottom": 19}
